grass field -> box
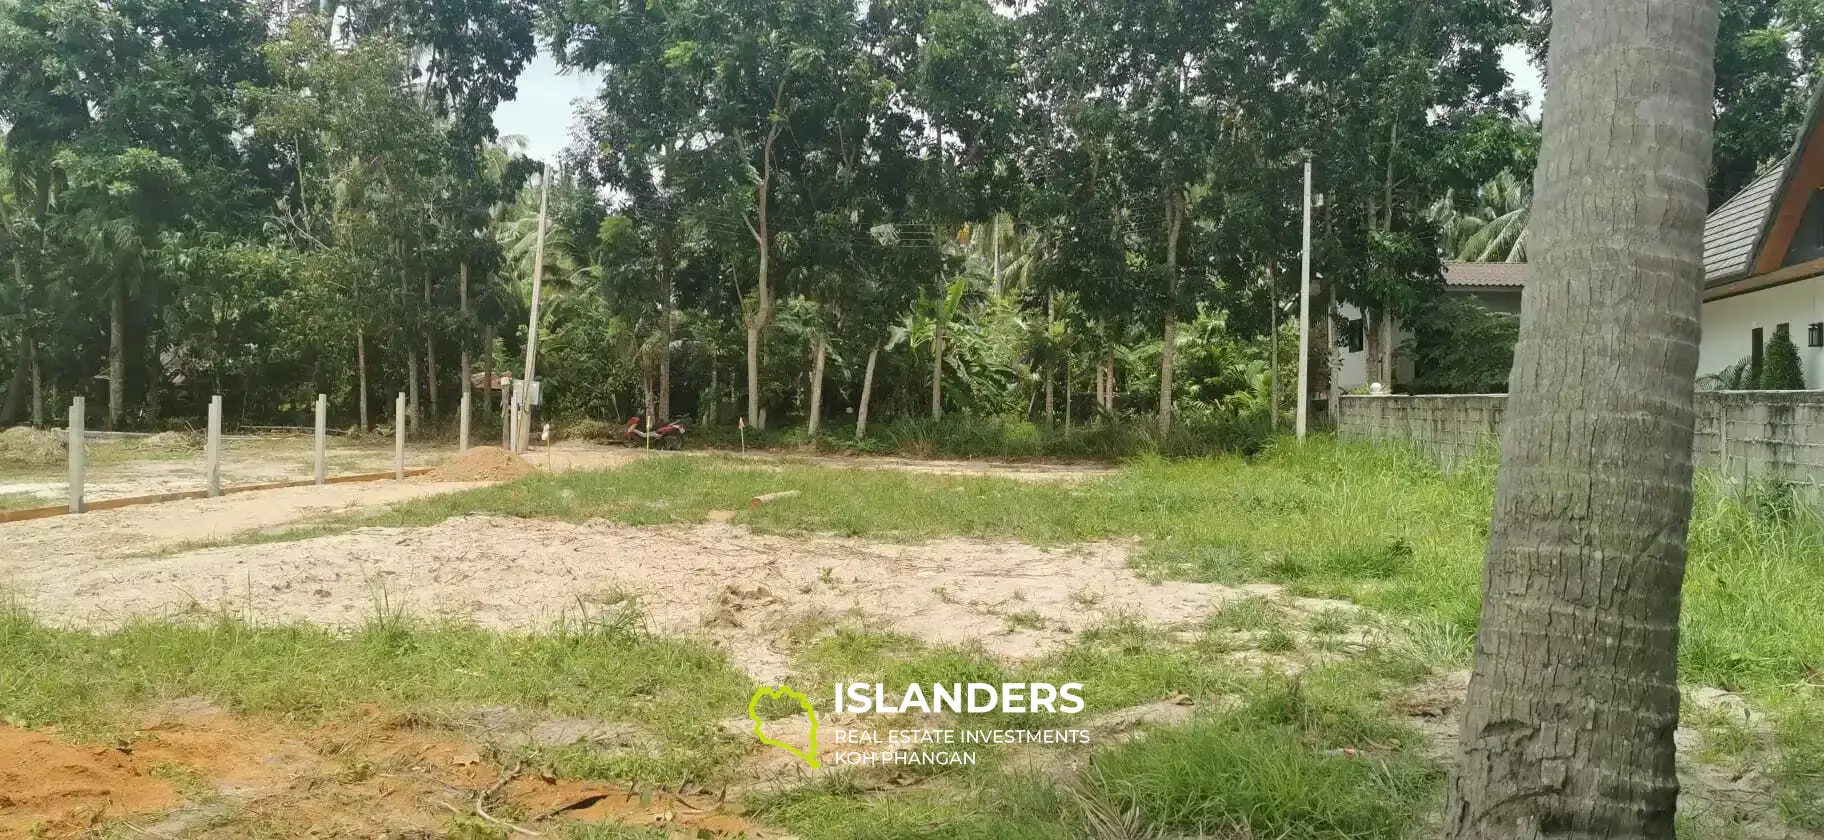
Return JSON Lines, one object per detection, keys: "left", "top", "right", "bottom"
{"left": 5, "top": 438, "right": 1821, "bottom": 837}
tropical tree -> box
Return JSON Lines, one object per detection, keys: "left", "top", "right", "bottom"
{"left": 1443, "top": 0, "right": 1718, "bottom": 836}
{"left": 1429, "top": 170, "right": 1531, "bottom": 262}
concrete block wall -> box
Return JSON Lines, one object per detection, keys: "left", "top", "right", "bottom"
{"left": 1338, "top": 391, "right": 1824, "bottom": 488}
{"left": 1335, "top": 394, "right": 1507, "bottom": 470}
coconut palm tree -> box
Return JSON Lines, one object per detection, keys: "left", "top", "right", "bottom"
{"left": 1428, "top": 170, "right": 1531, "bottom": 263}
{"left": 1441, "top": 0, "right": 1716, "bottom": 833}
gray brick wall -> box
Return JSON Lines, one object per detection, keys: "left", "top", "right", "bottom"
{"left": 1338, "top": 392, "right": 1824, "bottom": 488}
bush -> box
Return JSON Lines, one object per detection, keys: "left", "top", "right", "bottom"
{"left": 565, "top": 418, "right": 621, "bottom": 443}
{"left": 1761, "top": 324, "right": 1806, "bottom": 389}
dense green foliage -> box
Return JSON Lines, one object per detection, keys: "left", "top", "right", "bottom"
{"left": 1403, "top": 295, "right": 1521, "bottom": 394}
{"left": 1, "top": 0, "right": 1817, "bottom": 439}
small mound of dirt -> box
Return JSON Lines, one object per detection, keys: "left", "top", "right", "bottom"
{"left": 139, "top": 430, "right": 202, "bottom": 451}
{"left": 0, "top": 426, "right": 65, "bottom": 465}
{"left": 426, "top": 446, "right": 536, "bottom": 482}
{"left": 0, "top": 726, "right": 180, "bottom": 836}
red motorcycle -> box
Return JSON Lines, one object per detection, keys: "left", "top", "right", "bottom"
{"left": 623, "top": 416, "right": 686, "bottom": 450}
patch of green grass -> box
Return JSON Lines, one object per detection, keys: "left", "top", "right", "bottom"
{"left": 0, "top": 491, "right": 49, "bottom": 512}
{"left": 0, "top": 605, "right": 752, "bottom": 784}
{"left": 751, "top": 665, "right": 1438, "bottom": 840}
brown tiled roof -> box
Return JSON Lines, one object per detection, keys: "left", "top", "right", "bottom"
{"left": 1444, "top": 261, "right": 1527, "bottom": 288}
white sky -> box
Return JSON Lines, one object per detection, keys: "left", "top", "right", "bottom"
{"left": 493, "top": 50, "right": 600, "bottom": 163}
{"left": 493, "top": 45, "right": 1548, "bottom": 165}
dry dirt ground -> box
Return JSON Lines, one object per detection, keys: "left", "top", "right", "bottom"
{"left": 4, "top": 512, "right": 1351, "bottom": 681}
{"left": 0, "top": 700, "right": 760, "bottom": 840}
{"left": 0, "top": 436, "right": 453, "bottom": 505}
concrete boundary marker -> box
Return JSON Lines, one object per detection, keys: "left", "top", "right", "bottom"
{"left": 0, "top": 468, "right": 435, "bottom": 525}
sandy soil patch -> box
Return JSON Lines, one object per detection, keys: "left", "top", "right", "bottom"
{"left": 1, "top": 437, "right": 454, "bottom": 505}
{"left": 0, "top": 480, "right": 489, "bottom": 563}
{"left": 4, "top": 516, "right": 1313, "bottom": 681}
{"left": 0, "top": 705, "right": 755, "bottom": 840}
{"left": 427, "top": 445, "right": 537, "bottom": 481}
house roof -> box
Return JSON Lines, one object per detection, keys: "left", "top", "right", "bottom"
{"left": 1704, "top": 161, "right": 1788, "bottom": 284}
{"left": 1702, "top": 79, "right": 1824, "bottom": 286}
{"left": 1444, "top": 261, "right": 1527, "bottom": 288}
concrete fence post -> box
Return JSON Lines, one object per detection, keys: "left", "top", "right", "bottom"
{"left": 314, "top": 393, "right": 328, "bottom": 485}
{"left": 394, "top": 392, "right": 406, "bottom": 480}
{"left": 67, "top": 396, "right": 85, "bottom": 514}
{"left": 205, "top": 395, "right": 223, "bottom": 497}
{"left": 459, "top": 391, "right": 471, "bottom": 453}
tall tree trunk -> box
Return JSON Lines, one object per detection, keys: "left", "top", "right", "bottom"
{"left": 1159, "top": 190, "right": 1183, "bottom": 437}
{"left": 108, "top": 277, "right": 126, "bottom": 430}
{"left": 1327, "top": 284, "right": 1340, "bottom": 419}
{"left": 707, "top": 365, "right": 719, "bottom": 427}
{"left": 426, "top": 339, "right": 438, "bottom": 423}
{"left": 1269, "top": 263, "right": 1281, "bottom": 429}
{"left": 642, "top": 366, "right": 655, "bottom": 428}
{"left": 29, "top": 337, "right": 42, "bottom": 427}
{"left": 407, "top": 348, "right": 420, "bottom": 435}
{"left": 745, "top": 323, "right": 762, "bottom": 429}
{"left": 931, "top": 307, "right": 945, "bottom": 421}
{"left": 459, "top": 262, "right": 471, "bottom": 427}
{"left": 0, "top": 340, "right": 26, "bottom": 425}
{"left": 481, "top": 324, "right": 494, "bottom": 427}
{"left": 1064, "top": 353, "right": 1073, "bottom": 432}
{"left": 1442, "top": 1, "right": 1717, "bottom": 836}
{"left": 424, "top": 273, "right": 438, "bottom": 421}
{"left": 660, "top": 273, "right": 674, "bottom": 421}
{"left": 745, "top": 110, "right": 783, "bottom": 432}
{"left": 856, "top": 346, "right": 879, "bottom": 440}
{"left": 807, "top": 331, "right": 827, "bottom": 437}
{"left": 356, "top": 327, "right": 370, "bottom": 431}
{"left": 145, "top": 331, "right": 161, "bottom": 424}
{"left": 1044, "top": 365, "right": 1055, "bottom": 426}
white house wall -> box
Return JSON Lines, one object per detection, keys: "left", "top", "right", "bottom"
{"left": 1331, "top": 301, "right": 1417, "bottom": 392}
{"left": 1700, "top": 274, "right": 1824, "bottom": 387}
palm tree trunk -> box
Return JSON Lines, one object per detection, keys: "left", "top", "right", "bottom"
{"left": 109, "top": 276, "right": 126, "bottom": 430}
{"left": 660, "top": 275, "right": 674, "bottom": 421}
{"left": 1442, "top": 0, "right": 1717, "bottom": 835}
{"left": 857, "top": 346, "right": 879, "bottom": 440}
{"left": 807, "top": 331, "right": 827, "bottom": 437}
{"left": 356, "top": 327, "right": 370, "bottom": 431}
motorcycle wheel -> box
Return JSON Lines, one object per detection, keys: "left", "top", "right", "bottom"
{"left": 661, "top": 432, "right": 684, "bottom": 451}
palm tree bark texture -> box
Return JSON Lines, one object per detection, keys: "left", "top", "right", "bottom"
{"left": 1443, "top": 0, "right": 1717, "bottom": 838}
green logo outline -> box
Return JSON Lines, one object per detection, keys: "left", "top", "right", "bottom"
{"left": 748, "top": 685, "right": 822, "bottom": 769}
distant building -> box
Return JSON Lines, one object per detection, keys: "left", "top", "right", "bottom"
{"left": 1697, "top": 82, "right": 1824, "bottom": 388}
{"left": 1333, "top": 261, "right": 1526, "bottom": 392}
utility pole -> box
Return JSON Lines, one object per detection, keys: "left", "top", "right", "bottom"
{"left": 1296, "top": 155, "right": 1313, "bottom": 442}
{"left": 517, "top": 165, "right": 551, "bottom": 453}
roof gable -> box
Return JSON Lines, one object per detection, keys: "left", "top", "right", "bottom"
{"left": 1703, "top": 80, "right": 1824, "bottom": 286}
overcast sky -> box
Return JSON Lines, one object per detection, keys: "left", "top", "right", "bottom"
{"left": 494, "top": 46, "right": 1547, "bottom": 165}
